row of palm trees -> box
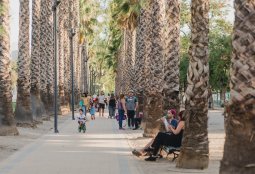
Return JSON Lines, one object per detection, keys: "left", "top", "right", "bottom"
{"left": 0, "top": 0, "right": 87, "bottom": 134}
{"left": 114, "top": 0, "right": 254, "bottom": 172}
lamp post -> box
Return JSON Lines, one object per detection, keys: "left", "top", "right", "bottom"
{"left": 69, "top": 28, "right": 76, "bottom": 120}
{"left": 52, "top": 0, "right": 61, "bottom": 133}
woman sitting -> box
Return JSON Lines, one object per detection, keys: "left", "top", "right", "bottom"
{"left": 132, "top": 109, "right": 181, "bottom": 157}
{"left": 144, "top": 110, "right": 185, "bottom": 161}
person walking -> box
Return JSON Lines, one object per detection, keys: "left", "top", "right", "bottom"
{"left": 82, "top": 93, "right": 90, "bottom": 116}
{"left": 126, "top": 90, "right": 138, "bottom": 129}
{"left": 118, "top": 94, "right": 127, "bottom": 130}
{"left": 108, "top": 93, "right": 116, "bottom": 119}
{"left": 98, "top": 91, "right": 106, "bottom": 117}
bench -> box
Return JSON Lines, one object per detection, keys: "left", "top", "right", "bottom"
{"left": 160, "top": 146, "right": 181, "bottom": 162}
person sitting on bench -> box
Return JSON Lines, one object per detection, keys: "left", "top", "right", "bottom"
{"left": 144, "top": 110, "right": 185, "bottom": 161}
{"left": 132, "top": 109, "right": 179, "bottom": 157}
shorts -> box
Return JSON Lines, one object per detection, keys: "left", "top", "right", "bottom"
{"left": 99, "top": 103, "right": 105, "bottom": 109}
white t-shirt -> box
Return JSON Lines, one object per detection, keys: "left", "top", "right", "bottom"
{"left": 98, "top": 95, "right": 105, "bottom": 104}
{"left": 77, "top": 113, "right": 87, "bottom": 124}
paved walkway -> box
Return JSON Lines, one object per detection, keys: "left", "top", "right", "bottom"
{"left": 0, "top": 115, "right": 144, "bottom": 174}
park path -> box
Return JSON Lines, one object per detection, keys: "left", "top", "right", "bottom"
{"left": 0, "top": 114, "right": 144, "bottom": 174}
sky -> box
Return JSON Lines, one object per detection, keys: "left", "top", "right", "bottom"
{"left": 10, "top": 0, "right": 19, "bottom": 53}
{"left": 9, "top": 0, "right": 235, "bottom": 54}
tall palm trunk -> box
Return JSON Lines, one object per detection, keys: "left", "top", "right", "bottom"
{"left": 115, "top": 50, "right": 121, "bottom": 95}
{"left": 125, "top": 29, "right": 136, "bottom": 92}
{"left": 58, "top": 2, "right": 69, "bottom": 115}
{"left": 64, "top": 26, "right": 71, "bottom": 111}
{"left": 31, "top": 0, "right": 45, "bottom": 122}
{"left": 220, "top": 1, "right": 255, "bottom": 174}
{"left": 61, "top": 0, "right": 70, "bottom": 112}
{"left": 119, "top": 42, "right": 126, "bottom": 94}
{"left": 72, "top": 0, "right": 80, "bottom": 104}
{"left": 39, "top": 0, "right": 48, "bottom": 116}
{"left": 143, "top": 0, "right": 164, "bottom": 137}
{"left": 15, "top": 0, "right": 34, "bottom": 125}
{"left": 122, "top": 29, "right": 130, "bottom": 94}
{"left": 163, "top": 0, "right": 180, "bottom": 113}
{"left": 81, "top": 44, "right": 88, "bottom": 93}
{"left": 0, "top": 0, "right": 19, "bottom": 135}
{"left": 176, "top": 0, "right": 210, "bottom": 169}
{"left": 45, "top": 0, "right": 54, "bottom": 115}
{"left": 134, "top": 8, "right": 150, "bottom": 118}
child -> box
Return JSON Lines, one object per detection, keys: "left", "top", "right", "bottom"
{"left": 77, "top": 109, "right": 87, "bottom": 133}
{"left": 90, "top": 102, "right": 96, "bottom": 120}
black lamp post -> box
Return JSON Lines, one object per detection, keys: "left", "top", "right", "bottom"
{"left": 52, "top": 0, "right": 61, "bottom": 133}
{"left": 69, "top": 28, "right": 76, "bottom": 120}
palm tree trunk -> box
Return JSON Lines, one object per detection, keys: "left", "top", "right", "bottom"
{"left": 45, "top": 0, "right": 54, "bottom": 116}
{"left": 119, "top": 42, "right": 125, "bottom": 94}
{"left": 163, "top": 0, "right": 180, "bottom": 113}
{"left": 0, "top": 0, "right": 19, "bottom": 135}
{"left": 220, "top": 1, "right": 255, "bottom": 173}
{"left": 122, "top": 29, "right": 130, "bottom": 94}
{"left": 143, "top": 0, "right": 164, "bottom": 137}
{"left": 31, "top": 0, "right": 45, "bottom": 122}
{"left": 40, "top": 0, "right": 49, "bottom": 117}
{"left": 130, "top": 29, "right": 136, "bottom": 92}
{"left": 58, "top": 2, "right": 69, "bottom": 115}
{"left": 176, "top": 0, "right": 210, "bottom": 169}
{"left": 134, "top": 8, "right": 149, "bottom": 120}
{"left": 15, "top": 0, "right": 34, "bottom": 125}
{"left": 60, "top": 0, "right": 70, "bottom": 112}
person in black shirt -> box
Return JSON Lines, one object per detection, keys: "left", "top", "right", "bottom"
{"left": 108, "top": 94, "right": 116, "bottom": 119}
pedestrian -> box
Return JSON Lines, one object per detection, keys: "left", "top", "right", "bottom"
{"left": 82, "top": 93, "right": 90, "bottom": 116}
{"left": 98, "top": 91, "right": 106, "bottom": 117}
{"left": 126, "top": 90, "right": 138, "bottom": 129}
{"left": 108, "top": 93, "right": 116, "bottom": 119}
{"left": 118, "top": 94, "right": 127, "bottom": 130}
{"left": 90, "top": 102, "right": 96, "bottom": 120}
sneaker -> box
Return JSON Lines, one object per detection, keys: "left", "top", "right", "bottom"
{"left": 132, "top": 150, "right": 142, "bottom": 157}
{"left": 145, "top": 156, "right": 157, "bottom": 161}
{"left": 119, "top": 128, "right": 125, "bottom": 130}
{"left": 133, "top": 127, "right": 138, "bottom": 130}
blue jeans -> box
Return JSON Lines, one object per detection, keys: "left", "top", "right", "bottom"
{"left": 118, "top": 109, "right": 124, "bottom": 128}
{"left": 109, "top": 106, "right": 115, "bottom": 118}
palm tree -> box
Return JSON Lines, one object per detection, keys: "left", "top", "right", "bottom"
{"left": 31, "top": 0, "right": 45, "bottom": 121}
{"left": 15, "top": 0, "right": 34, "bottom": 125}
{"left": 58, "top": 0, "right": 69, "bottom": 115}
{"left": 220, "top": 1, "right": 255, "bottom": 173}
{"left": 163, "top": 0, "right": 180, "bottom": 113}
{"left": 39, "top": 0, "right": 49, "bottom": 116}
{"left": 143, "top": 0, "right": 164, "bottom": 137}
{"left": 45, "top": 0, "right": 54, "bottom": 115}
{"left": 134, "top": 6, "right": 150, "bottom": 121}
{"left": 176, "top": 0, "right": 210, "bottom": 169}
{"left": 113, "top": 0, "right": 141, "bottom": 94}
{"left": 0, "top": 0, "right": 19, "bottom": 135}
